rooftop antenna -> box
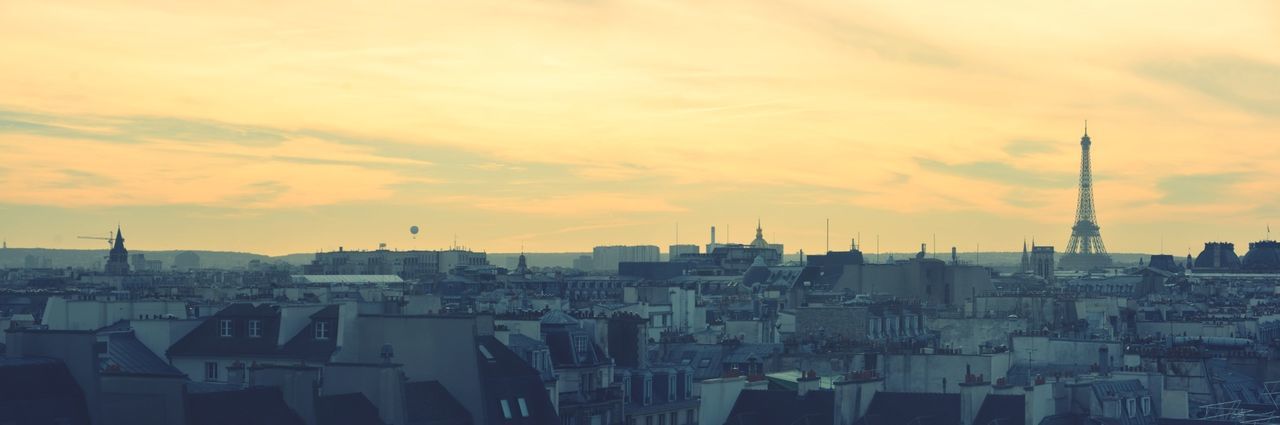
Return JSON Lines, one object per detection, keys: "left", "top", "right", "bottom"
{"left": 876, "top": 234, "right": 880, "bottom": 264}
{"left": 825, "top": 219, "right": 830, "bottom": 253}
{"left": 932, "top": 233, "right": 937, "bottom": 259}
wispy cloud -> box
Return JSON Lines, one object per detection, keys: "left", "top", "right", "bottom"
{"left": 1141, "top": 57, "right": 1280, "bottom": 116}
{"left": 916, "top": 158, "right": 1073, "bottom": 188}
{"left": 1004, "top": 140, "right": 1060, "bottom": 157}
{"left": 1156, "top": 173, "right": 1250, "bottom": 205}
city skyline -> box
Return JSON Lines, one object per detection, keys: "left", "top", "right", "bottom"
{"left": 3, "top": 1, "right": 1279, "bottom": 255}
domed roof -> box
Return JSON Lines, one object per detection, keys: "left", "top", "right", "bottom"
{"left": 750, "top": 220, "right": 769, "bottom": 248}
{"left": 1194, "top": 242, "right": 1241, "bottom": 271}
{"left": 540, "top": 310, "right": 579, "bottom": 326}
{"left": 1243, "top": 240, "right": 1280, "bottom": 271}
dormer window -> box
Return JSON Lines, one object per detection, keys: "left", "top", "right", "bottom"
{"left": 314, "top": 322, "right": 329, "bottom": 340}
{"left": 248, "top": 320, "right": 262, "bottom": 338}
{"left": 517, "top": 397, "right": 529, "bottom": 417}
{"left": 219, "top": 320, "right": 233, "bottom": 337}
{"left": 1127, "top": 398, "right": 1137, "bottom": 418}
{"left": 1141, "top": 397, "right": 1152, "bottom": 415}
{"left": 574, "top": 336, "right": 588, "bottom": 354}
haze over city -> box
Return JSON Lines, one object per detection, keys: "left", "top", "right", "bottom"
{"left": 2, "top": 1, "right": 1279, "bottom": 255}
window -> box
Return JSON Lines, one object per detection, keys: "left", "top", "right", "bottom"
{"left": 1142, "top": 397, "right": 1152, "bottom": 415}
{"left": 204, "top": 361, "right": 218, "bottom": 380}
{"left": 574, "top": 336, "right": 588, "bottom": 354}
{"left": 645, "top": 416, "right": 653, "bottom": 425}
{"left": 500, "top": 400, "right": 512, "bottom": 419}
{"left": 1127, "top": 398, "right": 1137, "bottom": 418}
{"left": 219, "top": 320, "right": 232, "bottom": 337}
{"left": 686, "top": 410, "right": 695, "bottom": 424}
{"left": 248, "top": 320, "right": 261, "bottom": 338}
{"left": 698, "top": 358, "right": 711, "bottom": 368}
{"left": 517, "top": 398, "right": 529, "bottom": 417}
{"left": 314, "top": 322, "right": 329, "bottom": 340}
{"left": 657, "top": 414, "right": 666, "bottom": 425}
{"left": 668, "top": 412, "right": 677, "bottom": 425}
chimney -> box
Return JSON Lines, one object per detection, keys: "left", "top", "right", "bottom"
{"left": 1023, "top": 377, "right": 1055, "bottom": 425}
{"left": 797, "top": 370, "right": 821, "bottom": 397}
{"left": 833, "top": 370, "right": 882, "bottom": 425}
{"left": 250, "top": 365, "right": 320, "bottom": 425}
{"left": 227, "top": 361, "right": 247, "bottom": 386}
{"left": 699, "top": 375, "right": 747, "bottom": 425}
{"left": 1098, "top": 346, "right": 1110, "bottom": 376}
{"left": 711, "top": 226, "right": 717, "bottom": 245}
{"left": 960, "top": 372, "right": 991, "bottom": 425}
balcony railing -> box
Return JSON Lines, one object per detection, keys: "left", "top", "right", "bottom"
{"left": 563, "top": 386, "right": 625, "bottom": 406}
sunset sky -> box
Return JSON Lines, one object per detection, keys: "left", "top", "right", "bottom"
{"left": 2, "top": 0, "right": 1278, "bottom": 256}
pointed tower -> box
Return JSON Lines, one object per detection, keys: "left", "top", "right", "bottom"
{"left": 105, "top": 226, "right": 130, "bottom": 275}
{"left": 1061, "top": 122, "right": 1113, "bottom": 270}
{"left": 1020, "top": 239, "right": 1030, "bottom": 274}
{"left": 750, "top": 219, "right": 768, "bottom": 248}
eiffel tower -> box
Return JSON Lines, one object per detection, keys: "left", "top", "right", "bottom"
{"left": 1061, "top": 122, "right": 1113, "bottom": 270}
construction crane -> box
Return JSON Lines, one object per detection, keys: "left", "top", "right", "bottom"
{"left": 77, "top": 232, "right": 116, "bottom": 247}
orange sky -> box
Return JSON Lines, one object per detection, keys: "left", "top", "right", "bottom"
{"left": 1, "top": 0, "right": 1278, "bottom": 255}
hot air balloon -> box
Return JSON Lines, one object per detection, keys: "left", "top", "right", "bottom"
{"left": 410, "top": 226, "right": 420, "bottom": 239}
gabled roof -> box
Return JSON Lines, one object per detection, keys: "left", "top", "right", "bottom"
{"left": 855, "top": 392, "right": 961, "bottom": 425}
{"left": 316, "top": 392, "right": 385, "bottom": 425}
{"left": 0, "top": 357, "right": 91, "bottom": 425}
{"left": 724, "top": 389, "right": 835, "bottom": 425}
{"left": 405, "top": 381, "right": 472, "bottom": 425}
{"left": 973, "top": 394, "right": 1024, "bottom": 425}
{"left": 185, "top": 386, "right": 306, "bottom": 425}
{"left": 100, "top": 331, "right": 183, "bottom": 377}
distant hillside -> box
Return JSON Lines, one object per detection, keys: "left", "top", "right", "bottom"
{"left": 2, "top": 247, "right": 1159, "bottom": 271}
{"left": 0, "top": 248, "right": 274, "bottom": 269}
{"left": 270, "top": 253, "right": 317, "bottom": 266}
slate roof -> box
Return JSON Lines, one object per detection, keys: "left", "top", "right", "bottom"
{"left": 0, "top": 357, "right": 91, "bottom": 425}
{"left": 168, "top": 303, "right": 337, "bottom": 362}
{"left": 854, "top": 392, "right": 961, "bottom": 425}
{"left": 278, "top": 306, "right": 340, "bottom": 362}
{"left": 405, "top": 381, "right": 473, "bottom": 425}
{"left": 476, "top": 335, "right": 560, "bottom": 424}
{"left": 543, "top": 325, "right": 609, "bottom": 368}
{"left": 663, "top": 343, "right": 725, "bottom": 380}
{"left": 185, "top": 386, "right": 306, "bottom": 425}
{"left": 100, "top": 331, "right": 184, "bottom": 376}
{"left": 316, "top": 392, "right": 385, "bottom": 425}
{"left": 973, "top": 394, "right": 1024, "bottom": 425}
{"left": 723, "top": 388, "right": 835, "bottom": 425}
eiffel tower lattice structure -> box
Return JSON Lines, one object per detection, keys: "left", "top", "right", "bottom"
{"left": 1061, "top": 122, "right": 1113, "bottom": 271}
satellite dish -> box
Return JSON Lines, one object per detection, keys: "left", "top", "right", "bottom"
{"left": 410, "top": 226, "right": 420, "bottom": 238}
